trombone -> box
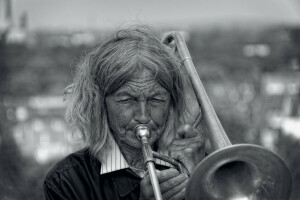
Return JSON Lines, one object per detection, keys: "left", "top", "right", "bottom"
{"left": 135, "top": 125, "right": 184, "bottom": 200}
{"left": 136, "top": 32, "right": 292, "bottom": 200}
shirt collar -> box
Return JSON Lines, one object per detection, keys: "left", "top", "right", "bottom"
{"left": 100, "top": 138, "right": 171, "bottom": 176}
{"left": 100, "top": 138, "right": 130, "bottom": 175}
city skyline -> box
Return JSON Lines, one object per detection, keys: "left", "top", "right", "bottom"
{"left": 8, "top": 0, "right": 300, "bottom": 31}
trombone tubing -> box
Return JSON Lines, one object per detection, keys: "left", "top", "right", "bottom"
{"left": 147, "top": 162, "right": 163, "bottom": 200}
{"left": 136, "top": 125, "right": 163, "bottom": 200}
{"left": 164, "top": 32, "right": 231, "bottom": 151}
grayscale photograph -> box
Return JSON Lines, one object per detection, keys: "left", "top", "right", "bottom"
{"left": 0, "top": 0, "right": 299, "bottom": 199}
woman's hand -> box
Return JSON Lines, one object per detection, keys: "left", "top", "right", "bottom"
{"left": 169, "top": 124, "right": 205, "bottom": 175}
{"left": 140, "top": 168, "right": 189, "bottom": 200}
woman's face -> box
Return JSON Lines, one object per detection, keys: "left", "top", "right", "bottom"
{"left": 105, "top": 69, "right": 171, "bottom": 149}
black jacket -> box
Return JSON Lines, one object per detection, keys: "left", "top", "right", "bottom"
{"left": 44, "top": 148, "right": 142, "bottom": 200}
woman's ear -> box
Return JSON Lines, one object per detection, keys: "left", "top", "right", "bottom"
{"left": 63, "top": 84, "right": 74, "bottom": 101}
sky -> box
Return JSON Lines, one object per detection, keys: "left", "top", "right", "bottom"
{"left": 9, "top": 0, "right": 300, "bottom": 30}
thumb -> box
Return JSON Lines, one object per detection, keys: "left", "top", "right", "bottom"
{"left": 170, "top": 150, "right": 194, "bottom": 174}
{"left": 177, "top": 125, "right": 191, "bottom": 139}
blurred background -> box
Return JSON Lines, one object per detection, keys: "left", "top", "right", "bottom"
{"left": 0, "top": 0, "right": 299, "bottom": 199}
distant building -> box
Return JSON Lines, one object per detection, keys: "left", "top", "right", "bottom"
{"left": 0, "top": 0, "right": 12, "bottom": 36}
{"left": 0, "top": 0, "right": 27, "bottom": 43}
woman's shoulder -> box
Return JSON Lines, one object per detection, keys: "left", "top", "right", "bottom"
{"left": 44, "top": 148, "right": 100, "bottom": 183}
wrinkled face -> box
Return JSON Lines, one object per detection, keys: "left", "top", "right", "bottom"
{"left": 105, "top": 69, "right": 171, "bottom": 149}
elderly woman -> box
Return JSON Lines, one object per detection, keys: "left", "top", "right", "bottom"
{"left": 44, "top": 26, "right": 206, "bottom": 200}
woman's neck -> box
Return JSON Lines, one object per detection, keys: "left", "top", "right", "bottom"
{"left": 118, "top": 143, "right": 145, "bottom": 170}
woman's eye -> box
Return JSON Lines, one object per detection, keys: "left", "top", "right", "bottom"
{"left": 118, "top": 98, "right": 135, "bottom": 103}
{"left": 150, "top": 98, "right": 165, "bottom": 103}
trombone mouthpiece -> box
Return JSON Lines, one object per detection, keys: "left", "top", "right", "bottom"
{"left": 134, "top": 124, "right": 150, "bottom": 140}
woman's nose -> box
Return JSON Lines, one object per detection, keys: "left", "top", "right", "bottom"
{"left": 134, "top": 101, "right": 150, "bottom": 124}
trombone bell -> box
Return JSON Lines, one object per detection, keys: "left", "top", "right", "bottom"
{"left": 185, "top": 145, "right": 292, "bottom": 200}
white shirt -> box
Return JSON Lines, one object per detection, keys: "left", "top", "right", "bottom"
{"left": 100, "top": 138, "right": 171, "bottom": 177}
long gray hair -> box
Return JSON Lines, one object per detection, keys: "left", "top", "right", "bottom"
{"left": 65, "top": 25, "right": 198, "bottom": 161}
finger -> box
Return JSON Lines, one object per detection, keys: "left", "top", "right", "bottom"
{"left": 140, "top": 175, "right": 154, "bottom": 199}
{"left": 170, "top": 144, "right": 200, "bottom": 153}
{"left": 156, "top": 168, "right": 180, "bottom": 183}
{"left": 161, "top": 176, "right": 188, "bottom": 199}
{"left": 160, "top": 173, "right": 188, "bottom": 193}
{"left": 144, "top": 173, "right": 151, "bottom": 183}
{"left": 170, "top": 147, "right": 205, "bottom": 161}
{"left": 170, "top": 149, "right": 204, "bottom": 174}
{"left": 170, "top": 149, "right": 194, "bottom": 161}
{"left": 176, "top": 124, "right": 198, "bottom": 139}
{"left": 169, "top": 187, "right": 186, "bottom": 200}
{"left": 169, "top": 136, "right": 204, "bottom": 153}
{"left": 170, "top": 136, "right": 204, "bottom": 149}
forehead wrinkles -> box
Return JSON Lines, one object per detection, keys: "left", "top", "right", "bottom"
{"left": 125, "top": 79, "right": 164, "bottom": 95}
